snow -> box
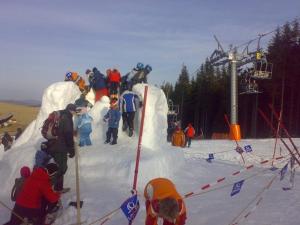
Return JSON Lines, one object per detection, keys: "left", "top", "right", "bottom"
{"left": 1, "top": 82, "right": 300, "bottom": 225}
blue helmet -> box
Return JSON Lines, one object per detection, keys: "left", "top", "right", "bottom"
{"left": 136, "top": 62, "right": 144, "bottom": 70}
{"left": 65, "top": 72, "right": 72, "bottom": 80}
{"left": 144, "top": 65, "right": 152, "bottom": 73}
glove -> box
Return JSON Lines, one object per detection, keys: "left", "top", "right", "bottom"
{"left": 68, "top": 151, "right": 75, "bottom": 158}
{"left": 139, "top": 101, "right": 143, "bottom": 108}
{"left": 103, "top": 118, "right": 107, "bottom": 122}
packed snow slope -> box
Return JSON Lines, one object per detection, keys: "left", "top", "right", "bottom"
{"left": 0, "top": 82, "right": 300, "bottom": 225}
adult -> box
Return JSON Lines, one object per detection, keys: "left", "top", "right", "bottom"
{"left": 184, "top": 123, "right": 195, "bottom": 148}
{"left": 47, "top": 104, "right": 76, "bottom": 192}
{"left": 4, "top": 163, "right": 60, "bottom": 225}
{"left": 171, "top": 127, "right": 186, "bottom": 148}
{"left": 144, "top": 178, "right": 187, "bottom": 225}
{"left": 106, "top": 68, "right": 121, "bottom": 97}
{"left": 119, "top": 88, "right": 142, "bottom": 137}
{"left": 86, "top": 68, "right": 108, "bottom": 102}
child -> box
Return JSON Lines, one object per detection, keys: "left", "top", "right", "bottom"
{"left": 11, "top": 166, "right": 31, "bottom": 202}
{"left": 103, "top": 99, "right": 121, "bottom": 145}
{"left": 76, "top": 108, "right": 93, "bottom": 147}
{"left": 34, "top": 142, "right": 53, "bottom": 169}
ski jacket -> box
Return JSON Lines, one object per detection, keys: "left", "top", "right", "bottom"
{"left": 16, "top": 168, "right": 60, "bottom": 209}
{"left": 65, "top": 72, "right": 86, "bottom": 92}
{"left": 184, "top": 125, "right": 195, "bottom": 138}
{"left": 104, "top": 108, "right": 121, "bottom": 128}
{"left": 107, "top": 69, "right": 121, "bottom": 83}
{"left": 34, "top": 150, "right": 52, "bottom": 168}
{"left": 47, "top": 109, "right": 75, "bottom": 155}
{"left": 77, "top": 113, "right": 93, "bottom": 133}
{"left": 120, "top": 90, "right": 141, "bottom": 113}
{"left": 144, "top": 178, "right": 186, "bottom": 225}
{"left": 89, "top": 68, "right": 106, "bottom": 90}
{"left": 172, "top": 130, "right": 186, "bottom": 147}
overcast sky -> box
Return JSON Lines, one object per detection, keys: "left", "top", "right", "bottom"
{"left": 0, "top": 0, "right": 299, "bottom": 101}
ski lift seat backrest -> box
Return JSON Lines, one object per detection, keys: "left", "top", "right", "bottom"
{"left": 252, "top": 60, "right": 273, "bottom": 79}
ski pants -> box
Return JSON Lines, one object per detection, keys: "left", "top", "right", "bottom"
{"left": 108, "top": 82, "right": 120, "bottom": 96}
{"left": 51, "top": 152, "right": 68, "bottom": 191}
{"left": 122, "top": 112, "right": 135, "bottom": 131}
{"left": 186, "top": 137, "right": 192, "bottom": 147}
{"left": 106, "top": 127, "right": 118, "bottom": 143}
{"left": 78, "top": 125, "right": 92, "bottom": 147}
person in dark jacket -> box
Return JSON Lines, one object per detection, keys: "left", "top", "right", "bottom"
{"left": 86, "top": 68, "right": 108, "bottom": 102}
{"left": 103, "top": 99, "right": 121, "bottom": 145}
{"left": 1, "top": 132, "right": 13, "bottom": 151}
{"left": 47, "top": 104, "right": 76, "bottom": 192}
{"left": 119, "top": 89, "right": 142, "bottom": 137}
{"left": 4, "top": 163, "right": 60, "bottom": 225}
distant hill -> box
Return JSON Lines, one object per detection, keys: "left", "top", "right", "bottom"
{"left": 0, "top": 99, "right": 41, "bottom": 107}
{"left": 0, "top": 101, "right": 40, "bottom": 135}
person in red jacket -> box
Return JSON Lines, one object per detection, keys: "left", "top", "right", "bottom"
{"left": 106, "top": 68, "right": 121, "bottom": 98}
{"left": 4, "top": 163, "right": 60, "bottom": 225}
{"left": 144, "top": 178, "right": 187, "bottom": 225}
{"left": 184, "top": 123, "right": 195, "bottom": 148}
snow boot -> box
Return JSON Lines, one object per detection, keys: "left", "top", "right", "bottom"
{"left": 128, "top": 129, "right": 133, "bottom": 137}
{"left": 110, "top": 141, "right": 117, "bottom": 145}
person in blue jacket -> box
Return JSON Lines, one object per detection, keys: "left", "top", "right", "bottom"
{"left": 119, "top": 88, "right": 142, "bottom": 137}
{"left": 86, "top": 67, "right": 108, "bottom": 102}
{"left": 76, "top": 109, "right": 93, "bottom": 147}
{"left": 103, "top": 99, "right": 121, "bottom": 145}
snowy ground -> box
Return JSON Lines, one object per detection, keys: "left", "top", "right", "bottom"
{"left": 0, "top": 82, "right": 299, "bottom": 225}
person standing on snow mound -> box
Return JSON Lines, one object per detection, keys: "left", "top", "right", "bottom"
{"left": 106, "top": 68, "right": 121, "bottom": 98}
{"left": 103, "top": 99, "right": 121, "bottom": 145}
{"left": 119, "top": 87, "right": 142, "bottom": 137}
{"left": 144, "top": 178, "right": 187, "bottom": 225}
{"left": 47, "top": 103, "right": 76, "bottom": 193}
{"left": 86, "top": 67, "right": 108, "bottom": 102}
{"left": 4, "top": 163, "right": 60, "bottom": 225}
{"left": 184, "top": 123, "right": 195, "bottom": 148}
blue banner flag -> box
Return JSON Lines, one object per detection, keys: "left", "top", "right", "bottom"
{"left": 280, "top": 163, "right": 288, "bottom": 181}
{"left": 244, "top": 145, "right": 253, "bottom": 153}
{"left": 121, "top": 195, "right": 140, "bottom": 223}
{"left": 231, "top": 180, "right": 244, "bottom": 197}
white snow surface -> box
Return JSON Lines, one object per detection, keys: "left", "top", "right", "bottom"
{"left": 0, "top": 82, "right": 300, "bottom": 225}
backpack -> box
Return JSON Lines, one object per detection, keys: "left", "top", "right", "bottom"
{"left": 41, "top": 111, "right": 61, "bottom": 140}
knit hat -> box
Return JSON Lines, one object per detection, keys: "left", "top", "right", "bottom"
{"left": 20, "top": 166, "right": 31, "bottom": 178}
{"left": 66, "top": 103, "right": 77, "bottom": 112}
{"left": 45, "top": 163, "right": 58, "bottom": 177}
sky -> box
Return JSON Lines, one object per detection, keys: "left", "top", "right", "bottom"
{"left": 0, "top": 0, "right": 299, "bottom": 101}
{"left": 0, "top": 82, "right": 299, "bottom": 224}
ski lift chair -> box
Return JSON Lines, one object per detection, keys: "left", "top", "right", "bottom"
{"left": 239, "top": 79, "right": 262, "bottom": 95}
{"left": 251, "top": 52, "right": 273, "bottom": 79}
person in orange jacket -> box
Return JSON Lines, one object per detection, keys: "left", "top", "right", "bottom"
{"left": 171, "top": 127, "right": 186, "bottom": 147}
{"left": 184, "top": 123, "right": 195, "bottom": 148}
{"left": 106, "top": 68, "right": 121, "bottom": 97}
{"left": 65, "top": 71, "right": 87, "bottom": 93}
{"left": 144, "top": 178, "right": 187, "bottom": 225}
